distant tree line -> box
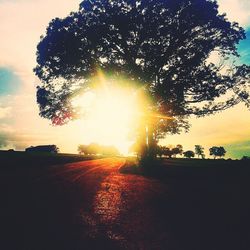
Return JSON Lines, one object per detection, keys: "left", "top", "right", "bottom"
{"left": 78, "top": 143, "right": 120, "bottom": 156}
{"left": 25, "top": 145, "right": 59, "bottom": 154}
{"left": 130, "top": 143, "right": 227, "bottom": 159}
{"left": 157, "top": 144, "right": 183, "bottom": 159}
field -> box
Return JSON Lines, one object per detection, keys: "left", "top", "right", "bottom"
{"left": 1, "top": 151, "right": 250, "bottom": 249}
{"left": 0, "top": 150, "right": 97, "bottom": 168}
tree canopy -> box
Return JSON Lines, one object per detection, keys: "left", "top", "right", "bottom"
{"left": 25, "top": 145, "right": 59, "bottom": 153}
{"left": 183, "top": 150, "right": 195, "bottom": 158}
{"left": 209, "top": 146, "right": 226, "bottom": 159}
{"left": 157, "top": 144, "right": 183, "bottom": 158}
{"left": 35, "top": 0, "right": 250, "bottom": 135}
{"left": 195, "top": 145, "right": 205, "bottom": 158}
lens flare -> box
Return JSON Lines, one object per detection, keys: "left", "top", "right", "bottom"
{"left": 72, "top": 73, "right": 148, "bottom": 154}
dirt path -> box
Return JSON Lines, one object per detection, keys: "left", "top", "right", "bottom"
{"left": 47, "top": 157, "right": 169, "bottom": 249}
{"left": 1, "top": 158, "right": 250, "bottom": 250}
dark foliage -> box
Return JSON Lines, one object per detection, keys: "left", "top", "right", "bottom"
{"left": 195, "top": 145, "right": 205, "bottom": 158}
{"left": 183, "top": 150, "right": 195, "bottom": 158}
{"left": 35, "top": 0, "right": 250, "bottom": 136}
{"left": 209, "top": 146, "right": 226, "bottom": 159}
{"left": 25, "top": 145, "right": 59, "bottom": 154}
{"left": 157, "top": 144, "right": 183, "bottom": 158}
{"left": 241, "top": 156, "right": 250, "bottom": 161}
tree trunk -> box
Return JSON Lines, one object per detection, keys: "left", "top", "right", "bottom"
{"left": 140, "top": 123, "right": 157, "bottom": 163}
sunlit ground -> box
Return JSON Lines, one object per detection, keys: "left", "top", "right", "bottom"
{"left": 73, "top": 76, "right": 146, "bottom": 155}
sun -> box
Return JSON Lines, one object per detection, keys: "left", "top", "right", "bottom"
{"left": 73, "top": 81, "right": 145, "bottom": 155}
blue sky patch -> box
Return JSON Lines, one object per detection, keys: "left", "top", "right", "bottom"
{"left": 226, "top": 140, "right": 250, "bottom": 159}
{"left": 0, "top": 67, "right": 21, "bottom": 96}
{"left": 238, "top": 28, "right": 250, "bottom": 65}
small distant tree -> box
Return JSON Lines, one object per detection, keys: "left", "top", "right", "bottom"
{"left": 217, "top": 147, "right": 226, "bottom": 158}
{"left": 157, "top": 144, "right": 183, "bottom": 158}
{"left": 209, "top": 146, "right": 226, "bottom": 159}
{"left": 78, "top": 144, "right": 88, "bottom": 155}
{"left": 162, "top": 147, "right": 173, "bottom": 158}
{"left": 195, "top": 145, "right": 205, "bottom": 159}
{"left": 176, "top": 144, "right": 183, "bottom": 154}
{"left": 241, "top": 156, "right": 250, "bottom": 161}
{"left": 172, "top": 144, "right": 183, "bottom": 157}
{"left": 183, "top": 150, "right": 195, "bottom": 159}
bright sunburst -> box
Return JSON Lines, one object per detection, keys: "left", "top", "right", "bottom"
{"left": 73, "top": 76, "right": 146, "bottom": 155}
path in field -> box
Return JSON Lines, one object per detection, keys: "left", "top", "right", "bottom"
{"left": 2, "top": 157, "right": 250, "bottom": 250}
{"left": 47, "top": 157, "right": 169, "bottom": 249}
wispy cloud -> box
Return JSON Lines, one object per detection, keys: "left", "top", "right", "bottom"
{"left": 218, "top": 0, "right": 250, "bottom": 27}
{"left": 0, "top": 122, "right": 57, "bottom": 150}
{"left": 0, "top": 131, "right": 32, "bottom": 150}
{"left": 0, "top": 106, "right": 12, "bottom": 119}
{"left": 0, "top": 67, "right": 22, "bottom": 96}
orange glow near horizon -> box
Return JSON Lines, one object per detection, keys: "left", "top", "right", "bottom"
{"left": 72, "top": 73, "right": 149, "bottom": 155}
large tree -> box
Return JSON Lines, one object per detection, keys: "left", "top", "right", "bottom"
{"left": 35, "top": 0, "right": 250, "bottom": 154}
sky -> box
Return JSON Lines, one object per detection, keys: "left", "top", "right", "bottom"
{"left": 0, "top": 0, "right": 250, "bottom": 158}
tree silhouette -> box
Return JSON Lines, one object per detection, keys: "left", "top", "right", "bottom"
{"left": 35, "top": 0, "right": 250, "bottom": 158}
{"left": 241, "top": 156, "right": 250, "bottom": 161}
{"left": 195, "top": 145, "right": 205, "bottom": 159}
{"left": 25, "top": 145, "right": 59, "bottom": 153}
{"left": 172, "top": 144, "right": 183, "bottom": 157}
{"left": 209, "top": 146, "right": 226, "bottom": 159}
{"left": 183, "top": 150, "right": 195, "bottom": 159}
{"left": 78, "top": 144, "right": 88, "bottom": 155}
{"left": 156, "top": 144, "right": 183, "bottom": 158}
{"left": 78, "top": 143, "right": 120, "bottom": 156}
{"left": 162, "top": 146, "right": 173, "bottom": 158}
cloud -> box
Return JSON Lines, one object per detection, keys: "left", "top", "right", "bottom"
{"left": 0, "top": 123, "right": 58, "bottom": 150}
{"left": 0, "top": 133, "right": 9, "bottom": 148}
{"left": 0, "top": 106, "right": 12, "bottom": 119}
{"left": 218, "top": 0, "right": 250, "bottom": 27}
{"left": 0, "top": 131, "right": 28, "bottom": 150}
{"left": 0, "top": 67, "right": 22, "bottom": 96}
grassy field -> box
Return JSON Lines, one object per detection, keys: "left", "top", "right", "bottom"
{"left": 121, "top": 157, "right": 250, "bottom": 249}
{"left": 0, "top": 150, "right": 97, "bottom": 168}
{"left": 121, "top": 156, "right": 250, "bottom": 176}
{"left": 1, "top": 152, "right": 250, "bottom": 249}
